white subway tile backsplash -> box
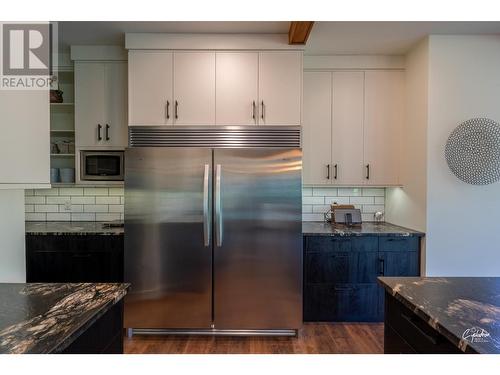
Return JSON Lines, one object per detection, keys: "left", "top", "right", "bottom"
{"left": 35, "top": 204, "right": 59, "bottom": 213}
{"left": 26, "top": 196, "right": 45, "bottom": 204}
{"left": 71, "top": 196, "right": 95, "bottom": 205}
{"left": 324, "top": 196, "right": 350, "bottom": 205}
{"left": 108, "top": 205, "right": 124, "bottom": 213}
{"left": 108, "top": 187, "right": 124, "bottom": 196}
{"left": 362, "top": 188, "right": 385, "bottom": 197}
{"left": 71, "top": 213, "right": 96, "bottom": 221}
{"left": 302, "top": 187, "right": 313, "bottom": 196}
{"left": 303, "top": 186, "right": 386, "bottom": 222}
{"left": 26, "top": 213, "right": 46, "bottom": 221}
{"left": 303, "top": 196, "right": 324, "bottom": 205}
{"left": 59, "top": 187, "right": 84, "bottom": 196}
{"left": 120, "top": 196, "right": 125, "bottom": 205}
{"left": 338, "top": 187, "right": 362, "bottom": 196}
{"left": 24, "top": 189, "right": 34, "bottom": 196}
{"left": 25, "top": 204, "right": 34, "bottom": 213}
{"left": 46, "top": 196, "right": 71, "bottom": 205}
{"left": 47, "top": 213, "right": 71, "bottom": 221}
{"left": 84, "top": 204, "right": 108, "bottom": 213}
{"left": 312, "top": 187, "right": 338, "bottom": 197}
{"left": 59, "top": 204, "right": 84, "bottom": 213}
{"left": 35, "top": 188, "right": 58, "bottom": 196}
{"left": 96, "top": 213, "right": 121, "bottom": 221}
{"left": 96, "top": 196, "right": 121, "bottom": 205}
{"left": 84, "top": 187, "right": 108, "bottom": 196}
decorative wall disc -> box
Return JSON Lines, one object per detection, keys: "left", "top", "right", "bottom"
{"left": 445, "top": 118, "right": 500, "bottom": 185}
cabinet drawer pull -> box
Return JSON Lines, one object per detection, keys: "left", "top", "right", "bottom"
{"left": 401, "top": 313, "right": 439, "bottom": 345}
{"left": 252, "top": 101, "right": 256, "bottom": 121}
{"left": 334, "top": 164, "right": 338, "bottom": 180}
{"left": 366, "top": 164, "right": 370, "bottom": 180}
{"left": 175, "top": 100, "right": 179, "bottom": 120}
{"left": 261, "top": 101, "right": 265, "bottom": 121}
{"left": 97, "top": 124, "right": 102, "bottom": 141}
{"left": 334, "top": 286, "right": 354, "bottom": 292}
{"left": 105, "top": 124, "right": 110, "bottom": 141}
{"left": 378, "top": 258, "right": 385, "bottom": 275}
{"left": 165, "top": 100, "right": 170, "bottom": 120}
{"left": 326, "top": 164, "right": 330, "bottom": 180}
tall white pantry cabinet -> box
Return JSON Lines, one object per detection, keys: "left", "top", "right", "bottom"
{"left": 128, "top": 50, "right": 302, "bottom": 126}
{"left": 303, "top": 70, "right": 404, "bottom": 186}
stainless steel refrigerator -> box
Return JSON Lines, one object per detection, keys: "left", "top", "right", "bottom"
{"left": 124, "top": 126, "right": 302, "bottom": 335}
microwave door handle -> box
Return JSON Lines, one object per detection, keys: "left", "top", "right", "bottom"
{"left": 215, "top": 164, "right": 222, "bottom": 247}
{"left": 203, "top": 164, "right": 210, "bottom": 247}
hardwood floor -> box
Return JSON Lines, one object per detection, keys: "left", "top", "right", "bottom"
{"left": 124, "top": 323, "right": 384, "bottom": 354}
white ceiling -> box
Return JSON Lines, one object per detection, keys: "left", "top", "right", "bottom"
{"left": 58, "top": 21, "right": 500, "bottom": 55}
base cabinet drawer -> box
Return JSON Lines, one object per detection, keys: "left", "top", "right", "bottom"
{"left": 304, "top": 284, "right": 379, "bottom": 322}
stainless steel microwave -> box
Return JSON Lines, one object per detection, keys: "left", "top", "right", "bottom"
{"left": 80, "top": 151, "right": 124, "bottom": 181}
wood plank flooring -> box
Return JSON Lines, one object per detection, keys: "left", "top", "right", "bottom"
{"left": 124, "top": 323, "right": 384, "bottom": 354}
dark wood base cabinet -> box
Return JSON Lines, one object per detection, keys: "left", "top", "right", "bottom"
{"left": 303, "top": 236, "right": 420, "bottom": 322}
{"left": 26, "top": 234, "right": 123, "bottom": 283}
{"left": 61, "top": 301, "right": 124, "bottom": 354}
{"left": 384, "top": 293, "right": 463, "bottom": 354}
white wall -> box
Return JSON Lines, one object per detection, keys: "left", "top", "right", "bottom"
{"left": 0, "top": 190, "right": 26, "bottom": 282}
{"left": 386, "top": 38, "right": 428, "bottom": 233}
{"left": 426, "top": 35, "right": 500, "bottom": 276}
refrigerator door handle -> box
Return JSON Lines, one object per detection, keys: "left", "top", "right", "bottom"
{"left": 215, "top": 164, "right": 223, "bottom": 247}
{"left": 203, "top": 164, "right": 210, "bottom": 247}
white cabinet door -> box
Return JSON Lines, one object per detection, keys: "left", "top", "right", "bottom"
{"left": 332, "top": 72, "right": 365, "bottom": 185}
{"left": 303, "top": 72, "right": 332, "bottom": 185}
{"left": 105, "top": 62, "right": 128, "bottom": 148}
{"left": 173, "top": 52, "right": 216, "bottom": 125}
{"left": 128, "top": 51, "right": 173, "bottom": 126}
{"left": 216, "top": 52, "right": 258, "bottom": 125}
{"left": 75, "top": 62, "right": 106, "bottom": 147}
{"left": 364, "top": 71, "right": 404, "bottom": 185}
{"left": 258, "top": 51, "right": 302, "bottom": 126}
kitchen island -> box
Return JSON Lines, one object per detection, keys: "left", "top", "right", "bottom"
{"left": 0, "top": 283, "right": 129, "bottom": 354}
{"left": 378, "top": 277, "right": 500, "bottom": 354}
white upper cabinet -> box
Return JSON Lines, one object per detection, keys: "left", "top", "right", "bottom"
{"left": 128, "top": 51, "right": 173, "bottom": 126}
{"left": 173, "top": 52, "right": 216, "bottom": 125}
{"left": 364, "top": 71, "right": 404, "bottom": 185}
{"left": 75, "top": 61, "right": 128, "bottom": 148}
{"left": 303, "top": 72, "right": 332, "bottom": 185}
{"left": 216, "top": 52, "right": 259, "bottom": 125}
{"left": 332, "top": 72, "right": 365, "bottom": 185}
{"left": 258, "top": 51, "right": 302, "bottom": 125}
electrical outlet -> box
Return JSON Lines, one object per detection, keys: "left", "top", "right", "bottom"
{"left": 64, "top": 201, "right": 72, "bottom": 211}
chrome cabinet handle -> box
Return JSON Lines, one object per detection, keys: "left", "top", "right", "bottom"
{"left": 165, "top": 100, "right": 170, "bottom": 120}
{"left": 105, "top": 124, "right": 110, "bottom": 141}
{"left": 215, "top": 164, "right": 222, "bottom": 247}
{"left": 203, "top": 164, "right": 210, "bottom": 247}
{"left": 260, "top": 101, "right": 265, "bottom": 121}
{"left": 366, "top": 164, "right": 370, "bottom": 180}
{"left": 175, "top": 100, "right": 179, "bottom": 120}
{"left": 97, "top": 124, "right": 102, "bottom": 141}
{"left": 252, "top": 101, "right": 256, "bottom": 121}
{"left": 334, "top": 164, "right": 338, "bottom": 180}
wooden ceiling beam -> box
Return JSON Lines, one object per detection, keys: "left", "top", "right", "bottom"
{"left": 288, "top": 21, "right": 314, "bottom": 45}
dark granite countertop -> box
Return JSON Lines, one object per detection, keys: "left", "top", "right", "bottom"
{"left": 0, "top": 283, "right": 129, "bottom": 354}
{"left": 378, "top": 277, "right": 500, "bottom": 354}
{"left": 302, "top": 221, "right": 424, "bottom": 237}
{"left": 25, "top": 221, "right": 124, "bottom": 235}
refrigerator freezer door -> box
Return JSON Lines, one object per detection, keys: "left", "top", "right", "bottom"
{"left": 124, "top": 147, "right": 212, "bottom": 329}
{"left": 213, "top": 148, "right": 303, "bottom": 330}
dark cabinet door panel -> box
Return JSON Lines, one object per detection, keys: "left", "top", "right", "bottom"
{"left": 305, "top": 251, "right": 378, "bottom": 284}
{"left": 304, "top": 284, "right": 379, "bottom": 322}
{"left": 379, "top": 237, "right": 418, "bottom": 252}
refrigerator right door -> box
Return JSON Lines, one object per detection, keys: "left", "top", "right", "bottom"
{"left": 213, "top": 148, "right": 303, "bottom": 330}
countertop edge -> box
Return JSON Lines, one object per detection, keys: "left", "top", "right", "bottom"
{"left": 47, "top": 284, "right": 130, "bottom": 354}
{"left": 377, "top": 278, "right": 478, "bottom": 354}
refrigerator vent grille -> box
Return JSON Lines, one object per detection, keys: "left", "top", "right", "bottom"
{"left": 129, "top": 126, "right": 301, "bottom": 148}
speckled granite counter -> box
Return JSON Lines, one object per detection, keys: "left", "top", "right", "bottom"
{"left": 378, "top": 277, "right": 500, "bottom": 354}
{"left": 0, "top": 283, "right": 129, "bottom": 354}
{"left": 302, "top": 221, "right": 424, "bottom": 237}
{"left": 26, "top": 221, "right": 124, "bottom": 235}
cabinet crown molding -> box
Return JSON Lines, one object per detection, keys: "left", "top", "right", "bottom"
{"left": 125, "top": 33, "right": 305, "bottom": 51}
{"left": 71, "top": 46, "right": 127, "bottom": 61}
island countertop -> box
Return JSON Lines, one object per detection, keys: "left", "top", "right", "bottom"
{"left": 378, "top": 277, "right": 500, "bottom": 354}
{"left": 302, "top": 221, "right": 424, "bottom": 237}
{"left": 0, "top": 283, "right": 129, "bottom": 354}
